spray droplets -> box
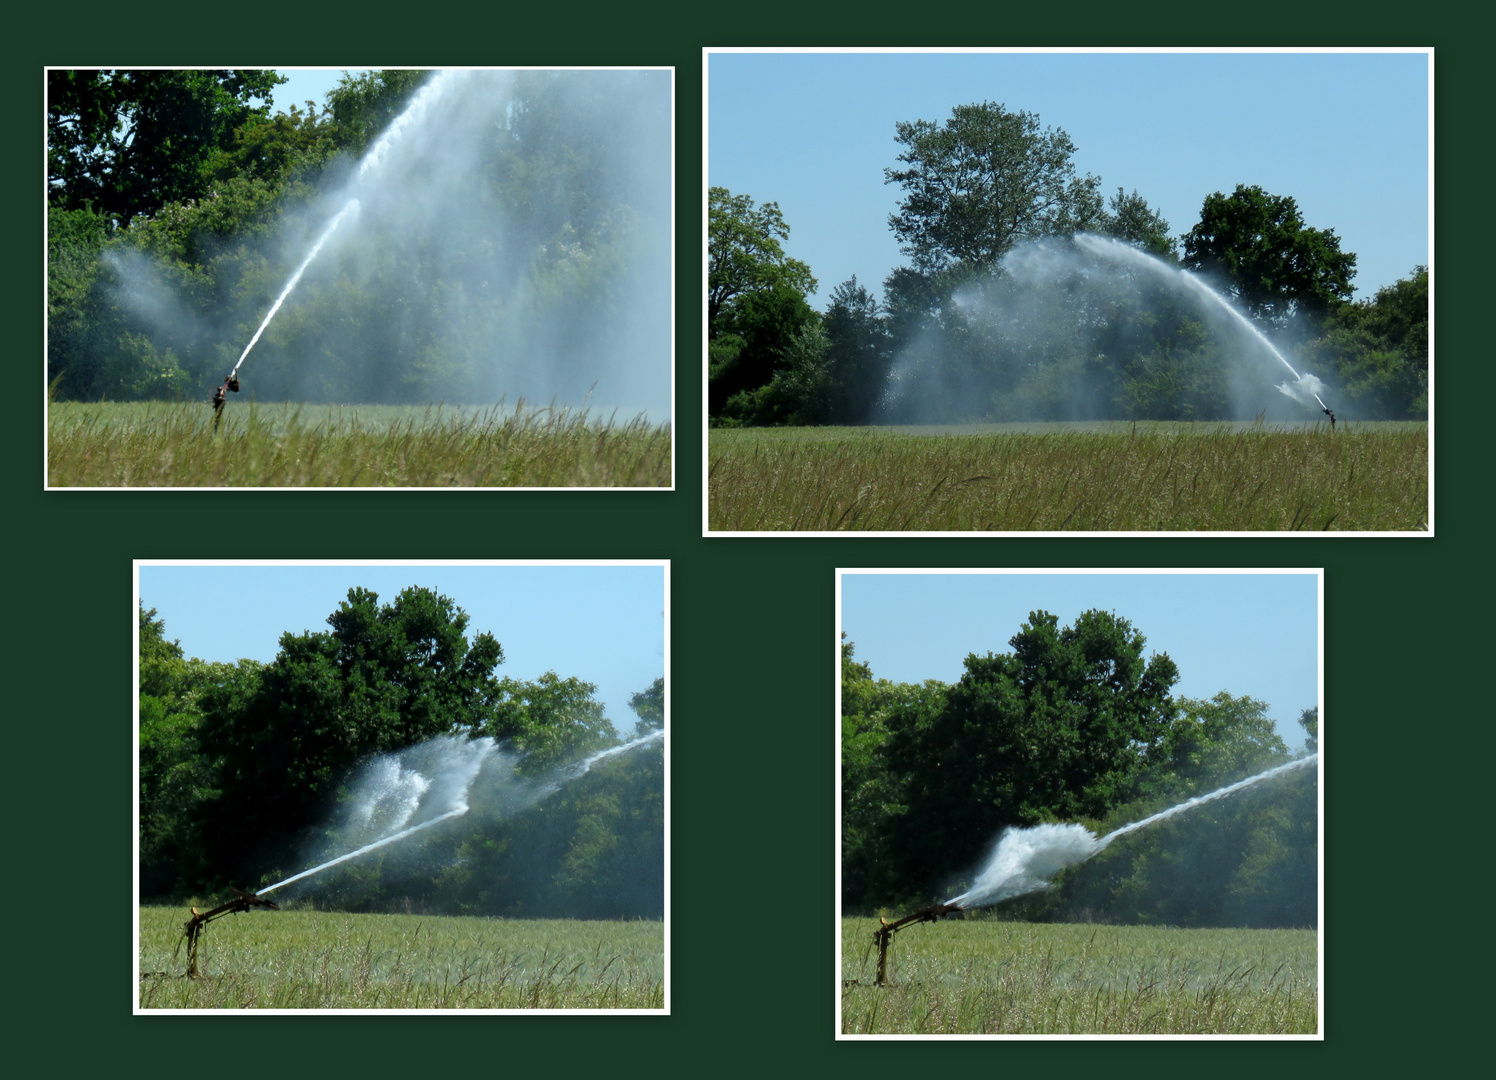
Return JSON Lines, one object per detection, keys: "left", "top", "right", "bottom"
{"left": 257, "top": 729, "right": 665, "bottom": 898}
{"left": 948, "top": 754, "right": 1318, "bottom": 909}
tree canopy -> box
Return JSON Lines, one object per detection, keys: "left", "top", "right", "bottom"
{"left": 707, "top": 97, "right": 1422, "bottom": 427}
{"left": 708, "top": 187, "right": 821, "bottom": 420}
{"left": 842, "top": 613, "right": 1317, "bottom": 927}
{"left": 885, "top": 102, "right": 1102, "bottom": 279}
{"left": 48, "top": 69, "right": 286, "bottom": 221}
{"left": 1182, "top": 184, "right": 1357, "bottom": 326}
{"left": 708, "top": 186, "right": 817, "bottom": 328}
{"left": 138, "top": 591, "right": 664, "bottom": 916}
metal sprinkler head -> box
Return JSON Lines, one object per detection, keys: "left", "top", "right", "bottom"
{"left": 872, "top": 902, "right": 964, "bottom": 986}
{"left": 176, "top": 887, "right": 278, "bottom": 977}
{"left": 210, "top": 374, "right": 241, "bottom": 431}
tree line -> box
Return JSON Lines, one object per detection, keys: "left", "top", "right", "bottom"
{"left": 49, "top": 69, "right": 669, "bottom": 406}
{"left": 140, "top": 588, "right": 664, "bottom": 919}
{"left": 711, "top": 100, "right": 1427, "bottom": 425}
{"left": 842, "top": 611, "right": 1317, "bottom": 928}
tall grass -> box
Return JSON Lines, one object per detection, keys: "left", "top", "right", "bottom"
{"left": 841, "top": 918, "right": 1317, "bottom": 1035}
{"left": 50, "top": 401, "right": 670, "bottom": 487}
{"left": 138, "top": 907, "right": 664, "bottom": 1010}
{"left": 710, "top": 422, "right": 1427, "bottom": 531}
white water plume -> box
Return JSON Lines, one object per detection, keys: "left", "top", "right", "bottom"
{"left": 259, "top": 735, "right": 496, "bottom": 895}
{"left": 948, "top": 753, "right": 1318, "bottom": 909}
{"left": 229, "top": 72, "right": 474, "bottom": 378}
{"left": 1073, "top": 234, "right": 1330, "bottom": 413}
{"left": 230, "top": 198, "right": 360, "bottom": 377}
{"left": 209, "top": 68, "right": 670, "bottom": 417}
{"left": 565, "top": 728, "right": 664, "bottom": 778}
{"left": 256, "top": 727, "right": 666, "bottom": 898}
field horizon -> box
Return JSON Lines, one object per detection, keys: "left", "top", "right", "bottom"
{"left": 50, "top": 400, "right": 672, "bottom": 487}
{"left": 710, "top": 421, "right": 1427, "bottom": 532}
{"left": 137, "top": 905, "right": 666, "bottom": 1011}
{"left": 840, "top": 916, "right": 1318, "bottom": 1035}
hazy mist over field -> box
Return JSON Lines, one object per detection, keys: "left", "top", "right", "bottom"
{"left": 107, "top": 70, "right": 672, "bottom": 420}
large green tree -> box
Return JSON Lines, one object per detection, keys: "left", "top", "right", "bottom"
{"left": 885, "top": 102, "right": 1102, "bottom": 279}
{"left": 708, "top": 186, "right": 817, "bottom": 328}
{"left": 708, "top": 187, "right": 820, "bottom": 418}
{"left": 1181, "top": 184, "right": 1356, "bottom": 327}
{"left": 877, "top": 610, "right": 1179, "bottom": 903}
{"left": 195, "top": 586, "right": 508, "bottom": 886}
{"left": 48, "top": 69, "right": 286, "bottom": 220}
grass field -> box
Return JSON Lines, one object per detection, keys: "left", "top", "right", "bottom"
{"left": 137, "top": 906, "right": 665, "bottom": 1010}
{"left": 49, "top": 401, "right": 671, "bottom": 487}
{"left": 709, "top": 421, "right": 1427, "bottom": 531}
{"left": 841, "top": 917, "right": 1317, "bottom": 1035}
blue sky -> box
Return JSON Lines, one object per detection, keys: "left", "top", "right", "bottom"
{"left": 138, "top": 562, "right": 666, "bottom": 735}
{"left": 708, "top": 49, "right": 1429, "bottom": 306}
{"left": 839, "top": 570, "right": 1319, "bottom": 749}
{"left": 264, "top": 69, "right": 373, "bottom": 114}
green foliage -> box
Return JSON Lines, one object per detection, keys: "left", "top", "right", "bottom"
{"left": 49, "top": 70, "right": 669, "bottom": 412}
{"left": 482, "top": 671, "right": 618, "bottom": 772}
{"left": 1182, "top": 184, "right": 1356, "bottom": 327}
{"left": 870, "top": 610, "right": 1178, "bottom": 905}
{"left": 721, "top": 321, "right": 831, "bottom": 427}
{"left": 48, "top": 69, "right": 285, "bottom": 220}
{"left": 193, "top": 586, "right": 508, "bottom": 885}
{"left": 841, "top": 612, "right": 1320, "bottom": 928}
{"left": 325, "top": 70, "right": 429, "bottom": 154}
{"left": 708, "top": 186, "right": 817, "bottom": 328}
{"left": 138, "top": 602, "right": 664, "bottom": 918}
{"left": 1304, "top": 266, "right": 1428, "bottom": 418}
{"left": 1299, "top": 706, "right": 1318, "bottom": 753}
{"left": 708, "top": 188, "right": 821, "bottom": 420}
{"left": 822, "top": 277, "right": 891, "bottom": 424}
{"left": 1143, "top": 692, "right": 1291, "bottom": 798}
{"left": 1098, "top": 187, "right": 1176, "bottom": 260}
{"left": 628, "top": 677, "right": 665, "bottom": 732}
{"left": 885, "top": 101, "right": 1101, "bottom": 277}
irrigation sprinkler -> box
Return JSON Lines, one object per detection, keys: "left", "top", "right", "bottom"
{"left": 872, "top": 902, "right": 963, "bottom": 986}
{"left": 210, "top": 373, "right": 240, "bottom": 430}
{"left": 177, "top": 887, "right": 278, "bottom": 977}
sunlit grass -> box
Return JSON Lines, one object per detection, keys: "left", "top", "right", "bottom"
{"left": 841, "top": 917, "right": 1317, "bottom": 1035}
{"left": 137, "top": 906, "right": 664, "bottom": 1010}
{"left": 709, "top": 422, "right": 1427, "bottom": 531}
{"left": 49, "top": 401, "right": 671, "bottom": 487}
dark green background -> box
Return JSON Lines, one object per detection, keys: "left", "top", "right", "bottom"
{"left": 12, "top": 7, "right": 1484, "bottom": 1070}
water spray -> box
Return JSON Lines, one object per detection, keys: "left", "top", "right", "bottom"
{"left": 1072, "top": 235, "right": 1336, "bottom": 423}
{"left": 210, "top": 69, "right": 461, "bottom": 424}
{"left": 867, "top": 753, "right": 1318, "bottom": 985}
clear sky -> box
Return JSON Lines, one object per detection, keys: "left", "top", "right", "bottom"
{"left": 839, "top": 570, "right": 1319, "bottom": 749}
{"left": 708, "top": 49, "right": 1429, "bottom": 306}
{"left": 264, "top": 69, "right": 374, "bottom": 114}
{"left": 138, "top": 562, "right": 666, "bottom": 735}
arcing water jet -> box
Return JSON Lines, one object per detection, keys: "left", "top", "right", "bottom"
{"left": 256, "top": 728, "right": 664, "bottom": 898}
{"left": 949, "top": 753, "right": 1319, "bottom": 909}
{"left": 867, "top": 753, "right": 1318, "bottom": 984}
{"left": 1072, "top": 234, "right": 1334, "bottom": 418}
{"left": 213, "top": 70, "right": 462, "bottom": 418}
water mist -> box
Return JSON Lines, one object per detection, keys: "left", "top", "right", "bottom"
{"left": 947, "top": 753, "right": 1318, "bottom": 909}
{"left": 256, "top": 728, "right": 665, "bottom": 898}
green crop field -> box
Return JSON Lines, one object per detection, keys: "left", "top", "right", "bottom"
{"left": 137, "top": 906, "right": 665, "bottom": 1010}
{"left": 841, "top": 917, "right": 1317, "bottom": 1035}
{"left": 49, "top": 402, "right": 671, "bottom": 487}
{"left": 709, "top": 421, "right": 1427, "bottom": 531}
